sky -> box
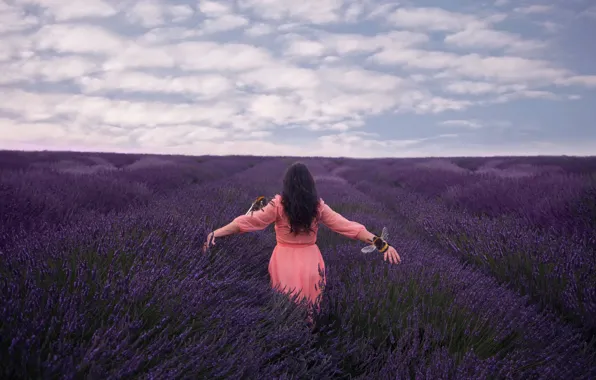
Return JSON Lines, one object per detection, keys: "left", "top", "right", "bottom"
{"left": 0, "top": 0, "right": 595, "bottom": 158}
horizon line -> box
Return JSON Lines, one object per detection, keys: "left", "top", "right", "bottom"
{"left": 1, "top": 148, "right": 594, "bottom": 160}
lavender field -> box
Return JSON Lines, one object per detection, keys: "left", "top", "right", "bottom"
{"left": 1, "top": 150, "right": 595, "bottom": 379}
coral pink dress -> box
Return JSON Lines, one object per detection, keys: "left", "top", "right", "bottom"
{"left": 233, "top": 195, "right": 365, "bottom": 308}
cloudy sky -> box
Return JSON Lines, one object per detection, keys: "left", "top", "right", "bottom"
{"left": 0, "top": 0, "right": 595, "bottom": 158}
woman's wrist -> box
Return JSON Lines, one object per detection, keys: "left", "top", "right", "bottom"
{"left": 211, "top": 221, "right": 241, "bottom": 239}
{"left": 370, "top": 234, "right": 391, "bottom": 253}
{"left": 357, "top": 229, "right": 377, "bottom": 244}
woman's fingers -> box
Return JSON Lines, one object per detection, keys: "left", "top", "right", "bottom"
{"left": 384, "top": 249, "right": 397, "bottom": 264}
{"left": 202, "top": 236, "right": 216, "bottom": 253}
{"left": 394, "top": 249, "right": 401, "bottom": 264}
{"left": 383, "top": 247, "right": 401, "bottom": 264}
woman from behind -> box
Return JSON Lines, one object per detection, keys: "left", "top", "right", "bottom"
{"left": 203, "top": 162, "right": 400, "bottom": 323}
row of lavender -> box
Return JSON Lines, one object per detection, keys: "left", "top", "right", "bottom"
{"left": 0, "top": 154, "right": 305, "bottom": 378}
{"left": 1, "top": 151, "right": 594, "bottom": 378}
{"left": 304, "top": 160, "right": 594, "bottom": 378}
{"left": 327, "top": 157, "right": 596, "bottom": 342}
{"left": 0, "top": 151, "right": 269, "bottom": 249}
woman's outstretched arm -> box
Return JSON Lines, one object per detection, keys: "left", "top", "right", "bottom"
{"left": 355, "top": 229, "right": 378, "bottom": 244}
{"left": 203, "top": 196, "right": 279, "bottom": 252}
{"left": 233, "top": 195, "right": 278, "bottom": 233}
{"left": 212, "top": 221, "right": 242, "bottom": 238}
{"left": 319, "top": 200, "right": 401, "bottom": 264}
{"left": 318, "top": 200, "right": 367, "bottom": 239}
{"left": 319, "top": 205, "right": 378, "bottom": 243}
{"left": 202, "top": 221, "right": 241, "bottom": 252}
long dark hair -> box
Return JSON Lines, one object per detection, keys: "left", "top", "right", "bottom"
{"left": 280, "top": 162, "right": 320, "bottom": 234}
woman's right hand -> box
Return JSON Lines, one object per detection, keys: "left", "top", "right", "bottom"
{"left": 202, "top": 232, "right": 215, "bottom": 253}
{"left": 384, "top": 246, "right": 401, "bottom": 264}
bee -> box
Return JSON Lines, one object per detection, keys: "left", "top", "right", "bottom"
{"left": 362, "top": 226, "right": 389, "bottom": 253}
{"left": 245, "top": 195, "right": 275, "bottom": 216}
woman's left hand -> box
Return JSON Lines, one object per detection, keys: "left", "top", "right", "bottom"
{"left": 203, "top": 232, "right": 216, "bottom": 253}
{"left": 384, "top": 246, "right": 401, "bottom": 264}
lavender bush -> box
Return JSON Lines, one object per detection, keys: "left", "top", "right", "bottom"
{"left": 330, "top": 156, "right": 596, "bottom": 345}
{"left": 1, "top": 151, "right": 595, "bottom": 379}
{"left": 0, "top": 154, "right": 266, "bottom": 249}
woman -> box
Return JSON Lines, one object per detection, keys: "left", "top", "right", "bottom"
{"left": 202, "top": 162, "right": 401, "bottom": 318}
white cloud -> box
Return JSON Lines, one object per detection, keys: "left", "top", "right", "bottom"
{"left": 493, "top": 90, "right": 562, "bottom": 103}
{"left": 169, "top": 42, "right": 274, "bottom": 71}
{"left": 0, "top": 68, "right": 468, "bottom": 137}
{"left": 202, "top": 14, "right": 250, "bottom": 33}
{"left": 514, "top": 5, "right": 554, "bottom": 14}
{"left": 237, "top": 64, "right": 463, "bottom": 123}
{"left": 248, "top": 94, "right": 305, "bottom": 123}
{"left": 371, "top": 49, "right": 455, "bottom": 70}
{"left": 138, "top": 27, "right": 203, "bottom": 44}
{"left": 440, "top": 119, "right": 483, "bottom": 129}
{"left": 317, "top": 132, "right": 425, "bottom": 152}
{"left": 445, "top": 28, "right": 545, "bottom": 53}
{"left": 344, "top": 3, "right": 363, "bottom": 22}
{"left": 125, "top": 0, "right": 194, "bottom": 27}
{"left": 1, "top": 2, "right": 594, "bottom": 157}
{"left": 127, "top": 0, "right": 166, "bottom": 27}
{"left": 0, "top": 118, "right": 68, "bottom": 141}
{"left": 102, "top": 44, "right": 178, "bottom": 70}
{"left": 0, "top": 35, "right": 34, "bottom": 62}
{"left": 292, "top": 118, "right": 365, "bottom": 132}
{"left": 318, "top": 67, "right": 406, "bottom": 93}
{"left": 15, "top": 0, "right": 118, "bottom": 21}
{"left": 317, "top": 30, "right": 429, "bottom": 56}
{"left": 0, "top": 118, "right": 133, "bottom": 148}
{"left": 125, "top": 0, "right": 243, "bottom": 33}
{"left": 0, "top": 89, "right": 240, "bottom": 128}
{"left": 77, "top": 71, "right": 234, "bottom": 98}
{"left": 244, "top": 23, "right": 273, "bottom": 36}
{"left": 284, "top": 38, "right": 327, "bottom": 58}
{"left": 135, "top": 125, "right": 229, "bottom": 147}
{"left": 246, "top": 130, "right": 272, "bottom": 138}
{"left": 34, "top": 24, "right": 125, "bottom": 54}
{"left": 409, "top": 97, "right": 472, "bottom": 114}
{"left": 371, "top": 48, "right": 571, "bottom": 84}
{"left": 443, "top": 80, "right": 527, "bottom": 95}
{"left": 102, "top": 40, "right": 275, "bottom": 72}
{"left": 0, "top": 56, "right": 99, "bottom": 84}
{"left": 170, "top": 5, "right": 195, "bottom": 21}
{"left": 386, "top": 7, "right": 497, "bottom": 32}
{"left": 198, "top": 0, "right": 232, "bottom": 16}
{"left": 556, "top": 76, "right": 596, "bottom": 87}
{"left": 0, "top": 2, "right": 39, "bottom": 33}
{"left": 237, "top": 64, "right": 321, "bottom": 91}
{"left": 538, "top": 21, "right": 561, "bottom": 33}
{"left": 238, "top": 0, "right": 344, "bottom": 24}
{"left": 366, "top": 3, "right": 399, "bottom": 19}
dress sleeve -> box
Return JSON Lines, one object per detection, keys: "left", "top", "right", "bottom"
{"left": 318, "top": 199, "right": 366, "bottom": 239}
{"left": 233, "top": 195, "right": 279, "bottom": 233}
